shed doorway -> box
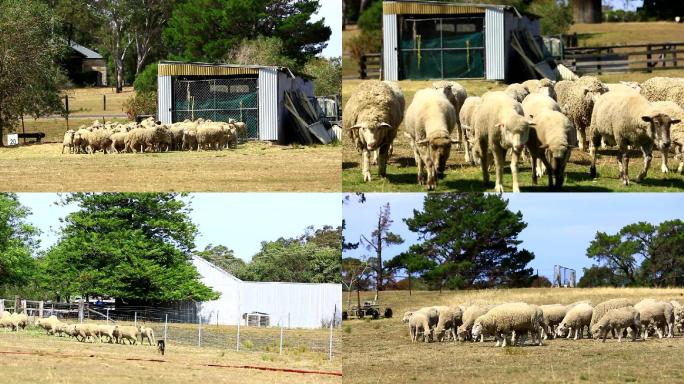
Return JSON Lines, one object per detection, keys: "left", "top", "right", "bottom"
{"left": 398, "top": 15, "right": 484, "bottom": 79}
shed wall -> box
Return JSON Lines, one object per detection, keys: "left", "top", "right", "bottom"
{"left": 158, "top": 75, "right": 172, "bottom": 123}
{"left": 383, "top": 13, "right": 399, "bottom": 81}
{"left": 258, "top": 68, "right": 279, "bottom": 141}
{"left": 485, "top": 8, "right": 505, "bottom": 80}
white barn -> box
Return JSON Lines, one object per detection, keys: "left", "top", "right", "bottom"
{"left": 191, "top": 256, "right": 341, "bottom": 329}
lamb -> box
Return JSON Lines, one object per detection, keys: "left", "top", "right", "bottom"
{"left": 403, "top": 88, "right": 458, "bottom": 189}
{"left": 539, "top": 304, "right": 567, "bottom": 339}
{"left": 640, "top": 77, "right": 684, "bottom": 108}
{"left": 588, "top": 91, "right": 679, "bottom": 185}
{"left": 525, "top": 110, "right": 576, "bottom": 189}
{"left": 434, "top": 305, "right": 464, "bottom": 342}
{"left": 472, "top": 91, "right": 534, "bottom": 192}
{"left": 650, "top": 101, "right": 684, "bottom": 174}
{"left": 109, "top": 131, "right": 128, "bottom": 153}
{"left": 556, "top": 302, "right": 593, "bottom": 340}
{"left": 8, "top": 312, "right": 27, "bottom": 331}
{"left": 96, "top": 324, "right": 116, "bottom": 343}
{"left": 457, "top": 304, "right": 493, "bottom": 341}
{"left": 634, "top": 299, "right": 674, "bottom": 339}
{"left": 590, "top": 298, "right": 632, "bottom": 334}
{"left": 74, "top": 323, "right": 99, "bottom": 342}
{"left": 402, "top": 306, "right": 440, "bottom": 341}
{"left": 343, "top": 80, "right": 404, "bottom": 182}
{"left": 62, "top": 130, "right": 75, "bottom": 154}
{"left": 113, "top": 325, "right": 139, "bottom": 345}
{"left": 459, "top": 96, "right": 482, "bottom": 164}
{"left": 522, "top": 79, "right": 557, "bottom": 100}
{"left": 433, "top": 80, "right": 468, "bottom": 146}
{"left": 471, "top": 302, "right": 543, "bottom": 347}
{"left": 408, "top": 312, "right": 431, "bottom": 342}
{"left": 592, "top": 306, "right": 640, "bottom": 342}
{"left": 555, "top": 76, "right": 607, "bottom": 151}
{"left": 138, "top": 325, "right": 155, "bottom": 345}
{"left": 505, "top": 83, "right": 530, "bottom": 102}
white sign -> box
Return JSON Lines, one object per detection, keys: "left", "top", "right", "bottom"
{"left": 7, "top": 133, "right": 18, "bottom": 146}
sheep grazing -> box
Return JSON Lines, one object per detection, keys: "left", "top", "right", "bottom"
{"left": 592, "top": 306, "right": 641, "bottom": 342}
{"left": 472, "top": 91, "right": 534, "bottom": 192}
{"left": 650, "top": 101, "right": 684, "bottom": 174}
{"left": 555, "top": 76, "right": 607, "bottom": 151}
{"left": 539, "top": 304, "right": 567, "bottom": 339}
{"left": 634, "top": 299, "right": 675, "bottom": 339}
{"left": 526, "top": 110, "right": 576, "bottom": 189}
{"left": 457, "top": 304, "right": 492, "bottom": 341}
{"left": 404, "top": 88, "right": 459, "bottom": 189}
{"left": 505, "top": 83, "right": 530, "bottom": 102}
{"left": 344, "top": 80, "right": 404, "bottom": 182}
{"left": 432, "top": 81, "right": 468, "bottom": 146}
{"left": 589, "top": 91, "right": 679, "bottom": 185}
{"left": 590, "top": 298, "right": 632, "bottom": 334}
{"left": 408, "top": 312, "right": 431, "bottom": 342}
{"left": 434, "top": 305, "right": 464, "bottom": 342}
{"left": 459, "top": 96, "right": 482, "bottom": 164}
{"left": 471, "top": 302, "right": 543, "bottom": 347}
{"left": 556, "top": 302, "right": 593, "bottom": 340}
{"left": 62, "top": 130, "right": 76, "bottom": 154}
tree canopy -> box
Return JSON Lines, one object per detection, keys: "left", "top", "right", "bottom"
{"left": 38, "top": 193, "right": 218, "bottom": 303}
{"left": 398, "top": 193, "right": 535, "bottom": 290}
{"left": 0, "top": 194, "right": 39, "bottom": 288}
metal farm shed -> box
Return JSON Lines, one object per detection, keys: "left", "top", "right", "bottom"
{"left": 191, "top": 256, "right": 341, "bottom": 329}
{"left": 382, "top": 1, "right": 542, "bottom": 82}
{"left": 157, "top": 61, "right": 314, "bottom": 142}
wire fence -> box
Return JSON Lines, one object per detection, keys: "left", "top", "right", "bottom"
{"left": 1, "top": 298, "right": 341, "bottom": 360}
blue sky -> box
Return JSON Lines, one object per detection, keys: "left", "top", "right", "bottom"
{"left": 605, "top": 0, "right": 643, "bottom": 11}
{"left": 343, "top": 193, "right": 684, "bottom": 280}
{"left": 312, "top": 0, "right": 342, "bottom": 57}
{"left": 16, "top": 193, "right": 341, "bottom": 262}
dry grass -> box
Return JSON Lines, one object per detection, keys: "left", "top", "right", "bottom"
{"left": 342, "top": 288, "right": 684, "bottom": 384}
{"left": 0, "top": 329, "right": 340, "bottom": 384}
{"left": 62, "top": 86, "right": 133, "bottom": 117}
{"left": 570, "top": 22, "right": 684, "bottom": 47}
{"left": 0, "top": 142, "right": 341, "bottom": 192}
{"left": 341, "top": 80, "right": 684, "bottom": 192}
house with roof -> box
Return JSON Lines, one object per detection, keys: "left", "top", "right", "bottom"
{"left": 62, "top": 41, "right": 108, "bottom": 86}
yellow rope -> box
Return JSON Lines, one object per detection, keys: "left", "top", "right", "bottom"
{"left": 417, "top": 34, "right": 422, "bottom": 68}
{"left": 466, "top": 40, "right": 471, "bottom": 70}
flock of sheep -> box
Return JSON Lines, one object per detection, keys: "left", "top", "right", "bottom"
{"left": 1, "top": 311, "right": 156, "bottom": 346}
{"left": 61, "top": 117, "right": 247, "bottom": 154}
{"left": 402, "top": 298, "right": 684, "bottom": 347}
{"left": 344, "top": 76, "right": 684, "bottom": 191}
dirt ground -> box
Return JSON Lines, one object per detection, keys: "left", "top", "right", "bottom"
{"left": 0, "top": 330, "right": 341, "bottom": 384}
{"left": 0, "top": 142, "right": 341, "bottom": 192}
{"left": 342, "top": 288, "right": 684, "bottom": 384}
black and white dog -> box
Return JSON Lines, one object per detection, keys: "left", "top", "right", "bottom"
{"left": 157, "top": 339, "right": 165, "bottom": 356}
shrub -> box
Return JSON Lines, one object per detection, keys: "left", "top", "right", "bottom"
{"left": 123, "top": 91, "right": 157, "bottom": 120}
{"left": 357, "top": 0, "right": 382, "bottom": 32}
{"left": 133, "top": 63, "right": 158, "bottom": 93}
{"left": 346, "top": 29, "right": 382, "bottom": 61}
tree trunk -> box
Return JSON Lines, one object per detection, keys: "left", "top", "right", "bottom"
{"left": 376, "top": 217, "right": 382, "bottom": 299}
{"left": 115, "top": 59, "right": 124, "bottom": 93}
{"left": 408, "top": 271, "right": 411, "bottom": 296}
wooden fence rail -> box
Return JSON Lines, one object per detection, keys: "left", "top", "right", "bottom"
{"left": 359, "top": 53, "right": 383, "bottom": 80}
{"left": 560, "top": 42, "right": 684, "bottom": 75}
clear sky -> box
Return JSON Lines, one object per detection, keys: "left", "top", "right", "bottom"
{"left": 343, "top": 193, "right": 684, "bottom": 281}
{"left": 605, "top": 0, "right": 644, "bottom": 11}
{"left": 311, "top": 0, "right": 342, "bottom": 58}
{"left": 16, "top": 193, "right": 342, "bottom": 262}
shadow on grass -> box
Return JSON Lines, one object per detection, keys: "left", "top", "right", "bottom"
{"left": 342, "top": 161, "right": 359, "bottom": 170}
{"left": 637, "top": 177, "right": 684, "bottom": 189}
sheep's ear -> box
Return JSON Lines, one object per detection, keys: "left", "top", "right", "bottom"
{"left": 527, "top": 120, "right": 536, "bottom": 127}
{"left": 641, "top": 115, "right": 653, "bottom": 122}
{"left": 528, "top": 114, "right": 534, "bottom": 119}
{"left": 582, "top": 87, "right": 590, "bottom": 95}
{"left": 416, "top": 138, "right": 429, "bottom": 145}
{"left": 671, "top": 118, "right": 681, "bottom": 124}
{"left": 380, "top": 122, "right": 392, "bottom": 129}
{"left": 495, "top": 122, "right": 504, "bottom": 129}
{"left": 350, "top": 125, "right": 361, "bottom": 132}
{"left": 450, "top": 138, "right": 460, "bottom": 144}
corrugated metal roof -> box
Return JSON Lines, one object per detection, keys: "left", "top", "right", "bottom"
{"left": 158, "top": 61, "right": 301, "bottom": 78}
{"left": 69, "top": 41, "right": 103, "bottom": 59}
{"left": 383, "top": 1, "right": 496, "bottom": 15}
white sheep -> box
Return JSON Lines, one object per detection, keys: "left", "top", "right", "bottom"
{"left": 472, "top": 91, "right": 534, "bottom": 192}
{"left": 634, "top": 299, "right": 675, "bottom": 339}
{"left": 404, "top": 88, "right": 458, "bottom": 189}
{"left": 433, "top": 80, "right": 468, "bottom": 146}
{"left": 590, "top": 298, "right": 632, "bottom": 338}
{"left": 555, "top": 76, "right": 607, "bottom": 151}
{"left": 408, "top": 312, "right": 431, "bottom": 342}
{"left": 457, "top": 304, "right": 492, "bottom": 341}
{"left": 74, "top": 323, "right": 99, "bottom": 342}
{"left": 434, "top": 305, "right": 463, "bottom": 342}
{"left": 592, "top": 306, "right": 640, "bottom": 342}
{"left": 459, "top": 96, "right": 482, "bottom": 164}
{"left": 62, "top": 130, "right": 75, "bottom": 154}
{"left": 522, "top": 79, "right": 557, "bottom": 100}
{"left": 471, "top": 302, "right": 543, "bottom": 347}
{"left": 113, "top": 325, "right": 139, "bottom": 345}
{"left": 556, "top": 302, "right": 593, "bottom": 340}
{"left": 640, "top": 77, "right": 684, "bottom": 108}
{"left": 505, "top": 83, "right": 530, "bottom": 103}
{"left": 138, "top": 325, "right": 155, "bottom": 345}
{"left": 589, "top": 91, "right": 679, "bottom": 185}
{"left": 650, "top": 101, "right": 684, "bottom": 174}
{"left": 526, "top": 110, "right": 576, "bottom": 189}
{"left": 344, "top": 80, "right": 404, "bottom": 182}
{"left": 96, "top": 324, "right": 116, "bottom": 343}
{"left": 539, "top": 304, "right": 567, "bottom": 339}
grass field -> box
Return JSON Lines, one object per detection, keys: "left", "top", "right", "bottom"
{"left": 570, "top": 21, "right": 684, "bottom": 47}
{"left": 0, "top": 328, "right": 340, "bottom": 384}
{"left": 342, "top": 288, "right": 684, "bottom": 384}
{"left": 62, "top": 86, "right": 132, "bottom": 117}
{"left": 342, "top": 79, "right": 684, "bottom": 192}
{"left": 0, "top": 142, "right": 341, "bottom": 192}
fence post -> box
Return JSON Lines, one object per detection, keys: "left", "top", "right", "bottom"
{"left": 198, "top": 316, "right": 202, "bottom": 347}
{"left": 673, "top": 44, "right": 678, "bottom": 67}
{"left": 359, "top": 54, "right": 367, "bottom": 79}
{"left": 647, "top": 44, "right": 653, "bottom": 73}
{"left": 103, "top": 94, "right": 107, "bottom": 111}
{"left": 329, "top": 305, "right": 336, "bottom": 361}
{"left": 279, "top": 321, "right": 284, "bottom": 355}
{"left": 134, "top": 312, "right": 137, "bottom": 326}
{"left": 64, "top": 95, "right": 70, "bottom": 130}
{"left": 164, "top": 314, "right": 168, "bottom": 341}
{"left": 78, "top": 298, "right": 84, "bottom": 323}
{"left": 0, "top": 299, "right": 3, "bottom": 313}
{"left": 39, "top": 301, "right": 43, "bottom": 318}
{"left": 106, "top": 308, "right": 110, "bottom": 324}
{"left": 288, "top": 312, "right": 291, "bottom": 329}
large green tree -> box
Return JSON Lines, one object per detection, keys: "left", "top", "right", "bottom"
{"left": 194, "top": 244, "right": 246, "bottom": 278}
{"left": 0, "top": 0, "right": 65, "bottom": 145}
{"left": 38, "top": 193, "right": 218, "bottom": 303}
{"left": 0, "top": 194, "right": 39, "bottom": 287}
{"left": 360, "top": 203, "right": 404, "bottom": 297}
{"left": 403, "top": 193, "right": 534, "bottom": 290}
{"left": 163, "top": 0, "right": 331, "bottom": 65}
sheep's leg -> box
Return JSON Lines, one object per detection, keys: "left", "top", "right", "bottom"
{"left": 511, "top": 149, "right": 521, "bottom": 193}
{"left": 362, "top": 150, "right": 372, "bottom": 182}
{"left": 617, "top": 328, "right": 623, "bottom": 342}
{"left": 492, "top": 147, "right": 505, "bottom": 193}
{"left": 661, "top": 146, "right": 670, "bottom": 173}
{"left": 372, "top": 149, "right": 378, "bottom": 165}
{"left": 464, "top": 138, "right": 473, "bottom": 164}
{"left": 577, "top": 126, "right": 587, "bottom": 152}
{"left": 616, "top": 148, "right": 631, "bottom": 185}
{"left": 637, "top": 145, "right": 653, "bottom": 182}
{"left": 530, "top": 152, "right": 538, "bottom": 185}
{"left": 414, "top": 147, "right": 424, "bottom": 185}
{"left": 567, "top": 327, "right": 573, "bottom": 339}
{"left": 539, "top": 154, "right": 554, "bottom": 190}
{"left": 480, "top": 140, "right": 490, "bottom": 186}
{"left": 377, "top": 145, "right": 389, "bottom": 179}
